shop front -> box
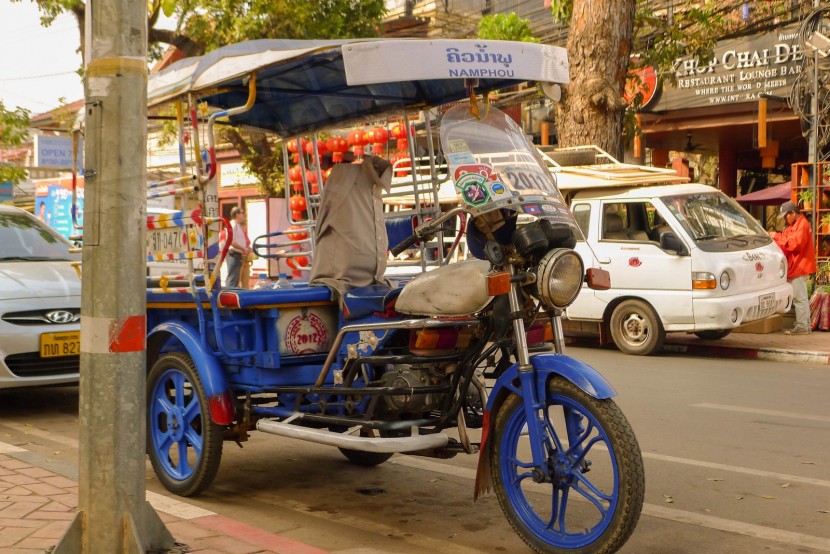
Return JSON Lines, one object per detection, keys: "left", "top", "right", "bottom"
{"left": 639, "top": 24, "right": 808, "bottom": 198}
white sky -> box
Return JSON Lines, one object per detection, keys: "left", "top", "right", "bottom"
{"left": 0, "top": 2, "right": 84, "bottom": 115}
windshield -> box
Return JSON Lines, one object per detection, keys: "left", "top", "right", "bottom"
{"left": 662, "top": 192, "right": 769, "bottom": 245}
{"left": 439, "top": 104, "right": 577, "bottom": 231}
{"left": 0, "top": 212, "right": 78, "bottom": 262}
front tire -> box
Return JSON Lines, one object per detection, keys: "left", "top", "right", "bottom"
{"left": 490, "top": 377, "right": 644, "bottom": 554}
{"left": 609, "top": 299, "right": 665, "bottom": 355}
{"left": 147, "top": 353, "right": 224, "bottom": 496}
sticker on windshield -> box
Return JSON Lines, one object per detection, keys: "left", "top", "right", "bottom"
{"left": 523, "top": 203, "right": 541, "bottom": 215}
{"left": 447, "top": 139, "right": 471, "bottom": 153}
{"left": 457, "top": 173, "right": 490, "bottom": 206}
{"left": 491, "top": 182, "right": 506, "bottom": 195}
{"left": 454, "top": 164, "right": 495, "bottom": 182}
{"left": 447, "top": 152, "right": 476, "bottom": 165}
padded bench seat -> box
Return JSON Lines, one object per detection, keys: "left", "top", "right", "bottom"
{"left": 217, "top": 286, "right": 334, "bottom": 309}
{"left": 343, "top": 285, "right": 402, "bottom": 320}
{"left": 147, "top": 286, "right": 334, "bottom": 308}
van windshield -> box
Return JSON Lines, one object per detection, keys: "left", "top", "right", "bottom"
{"left": 662, "top": 192, "right": 770, "bottom": 247}
{"left": 0, "top": 213, "right": 77, "bottom": 261}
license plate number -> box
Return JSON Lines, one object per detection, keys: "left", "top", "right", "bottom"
{"left": 147, "top": 228, "right": 188, "bottom": 255}
{"left": 759, "top": 293, "right": 775, "bottom": 311}
{"left": 40, "top": 331, "right": 81, "bottom": 358}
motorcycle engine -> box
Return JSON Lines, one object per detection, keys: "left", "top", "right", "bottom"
{"left": 380, "top": 364, "right": 452, "bottom": 413}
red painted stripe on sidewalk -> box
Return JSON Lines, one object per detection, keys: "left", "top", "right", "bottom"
{"left": 190, "top": 514, "right": 330, "bottom": 554}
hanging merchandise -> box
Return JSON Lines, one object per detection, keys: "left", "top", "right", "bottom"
{"left": 286, "top": 138, "right": 308, "bottom": 163}
{"left": 288, "top": 166, "right": 303, "bottom": 192}
{"left": 367, "top": 127, "right": 389, "bottom": 155}
{"left": 326, "top": 136, "right": 349, "bottom": 163}
{"left": 347, "top": 129, "right": 367, "bottom": 159}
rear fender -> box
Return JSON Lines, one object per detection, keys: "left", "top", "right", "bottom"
{"left": 147, "top": 321, "right": 234, "bottom": 425}
{"left": 474, "top": 354, "right": 616, "bottom": 500}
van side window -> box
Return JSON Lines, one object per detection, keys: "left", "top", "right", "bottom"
{"left": 602, "top": 202, "right": 660, "bottom": 242}
{"left": 572, "top": 204, "right": 590, "bottom": 238}
{"left": 602, "top": 203, "right": 630, "bottom": 240}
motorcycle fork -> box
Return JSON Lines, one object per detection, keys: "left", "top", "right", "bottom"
{"left": 507, "top": 269, "right": 548, "bottom": 467}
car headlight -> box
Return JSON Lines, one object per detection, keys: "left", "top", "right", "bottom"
{"left": 720, "top": 271, "right": 731, "bottom": 290}
{"left": 535, "top": 249, "right": 584, "bottom": 309}
{"left": 779, "top": 258, "right": 786, "bottom": 279}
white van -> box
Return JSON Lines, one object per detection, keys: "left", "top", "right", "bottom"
{"left": 540, "top": 146, "right": 793, "bottom": 355}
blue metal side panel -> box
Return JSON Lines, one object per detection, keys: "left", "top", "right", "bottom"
{"left": 485, "top": 353, "right": 617, "bottom": 411}
{"left": 148, "top": 321, "right": 229, "bottom": 398}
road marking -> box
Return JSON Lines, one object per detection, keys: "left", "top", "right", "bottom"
{"left": 642, "top": 504, "right": 830, "bottom": 552}
{"left": 641, "top": 452, "right": 830, "bottom": 489}
{"left": 146, "top": 490, "right": 216, "bottom": 520}
{"left": 692, "top": 403, "right": 830, "bottom": 424}
{"left": 0, "top": 441, "right": 27, "bottom": 454}
{"left": 391, "top": 456, "right": 830, "bottom": 552}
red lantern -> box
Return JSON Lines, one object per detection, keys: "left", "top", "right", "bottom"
{"left": 370, "top": 127, "right": 389, "bottom": 155}
{"left": 305, "top": 170, "right": 317, "bottom": 184}
{"left": 348, "top": 129, "right": 368, "bottom": 158}
{"left": 291, "top": 210, "right": 304, "bottom": 221}
{"left": 392, "top": 153, "right": 411, "bottom": 178}
{"left": 304, "top": 140, "right": 329, "bottom": 159}
{"left": 289, "top": 195, "right": 307, "bottom": 212}
{"left": 287, "top": 255, "right": 310, "bottom": 270}
{"left": 327, "top": 136, "right": 349, "bottom": 163}
{"left": 396, "top": 137, "right": 408, "bottom": 153}
{"left": 390, "top": 123, "right": 414, "bottom": 140}
{"left": 286, "top": 139, "right": 306, "bottom": 163}
{"left": 286, "top": 225, "right": 309, "bottom": 241}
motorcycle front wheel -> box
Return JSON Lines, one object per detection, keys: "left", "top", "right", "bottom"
{"left": 490, "top": 377, "right": 644, "bottom": 554}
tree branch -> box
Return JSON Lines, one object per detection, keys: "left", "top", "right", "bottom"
{"left": 147, "top": 28, "right": 206, "bottom": 57}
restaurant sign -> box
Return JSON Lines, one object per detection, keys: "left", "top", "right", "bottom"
{"left": 654, "top": 25, "right": 804, "bottom": 111}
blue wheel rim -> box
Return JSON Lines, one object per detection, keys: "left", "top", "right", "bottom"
{"left": 150, "top": 367, "right": 204, "bottom": 481}
{"left": 499, "top": 392, "right": 620, "bottom": 549}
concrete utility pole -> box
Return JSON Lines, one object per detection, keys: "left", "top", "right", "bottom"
{"left": 53, "top": 0, "right": 173, "bottom": 552}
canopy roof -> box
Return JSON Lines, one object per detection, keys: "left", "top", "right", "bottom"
{"left": 147, "top": 39, "right": 569, "bottom": 137}
{"left": 735, "top": 181, "right": 792, "bottom": 206}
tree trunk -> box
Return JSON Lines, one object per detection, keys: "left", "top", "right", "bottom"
{"left": 555, "top": 0, "right": 635, "bottom": 159}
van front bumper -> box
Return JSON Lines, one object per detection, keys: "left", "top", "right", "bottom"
{"left": 692, "top": 283, "right": 793, "bottom": 330}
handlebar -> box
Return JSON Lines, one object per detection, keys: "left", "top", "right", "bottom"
{"left": 390, "top": 233, "right": 421, "bottom": 257}
{"left": 389, "top": 206, "right": 467, "bottom": 257}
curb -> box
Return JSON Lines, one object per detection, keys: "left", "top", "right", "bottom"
{"left": 0, "top": 440, "right": 329, "bottom": 554}
{"left": 661, "top": 341, "right": 830, "bottom": 365}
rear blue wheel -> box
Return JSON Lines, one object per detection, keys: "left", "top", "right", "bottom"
{"left": 147, "top": 353, "right": 223, "bottom": 496}
{"left": 490, "top": 377, "right": 644, "bottom": 553}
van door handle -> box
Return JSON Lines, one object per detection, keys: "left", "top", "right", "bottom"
{"left": 598, "top": 257, "right": 611, "bottom": 264}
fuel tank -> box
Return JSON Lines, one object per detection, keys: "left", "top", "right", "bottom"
{"left": 395, "top": 259, "right": 492, "bottom": 317}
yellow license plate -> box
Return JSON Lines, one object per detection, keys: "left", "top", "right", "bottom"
{"left": 40, "top": 331, "right": 81, "bottom": 358}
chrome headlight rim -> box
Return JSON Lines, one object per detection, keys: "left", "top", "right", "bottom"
{"left": 535, "top": 248, "right": 584, "bottom": 309}
{"left": 720, "top": 270, "right": 731, "bottom": 290}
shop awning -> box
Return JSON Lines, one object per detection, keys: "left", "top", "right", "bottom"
{"left": 736, "top": 181, "right": 792, "bottom": 205}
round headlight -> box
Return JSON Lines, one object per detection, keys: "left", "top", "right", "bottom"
{"left": 535, "top": 249, "right": 584, "bottom": 309}
{"left": 720, "top": 271, "right": 731, "bottom": 290}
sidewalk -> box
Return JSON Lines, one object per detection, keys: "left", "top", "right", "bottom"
{"left": 663, "top": 328, "right": 830, "bottom": 365}
{"left": 0, "top": 443, "right": 329, "bottom": 554}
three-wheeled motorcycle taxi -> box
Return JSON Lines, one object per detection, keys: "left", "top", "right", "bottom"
{"left": 142, "top": 38, "right": 645, "bottom": 553}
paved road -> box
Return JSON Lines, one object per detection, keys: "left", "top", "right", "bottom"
{"left": 0, "top": 347, "right": 828, "bottom": 553}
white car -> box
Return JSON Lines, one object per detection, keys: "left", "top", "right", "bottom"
{"left": 0, "top": 205, "right": 81, "bottom": 388}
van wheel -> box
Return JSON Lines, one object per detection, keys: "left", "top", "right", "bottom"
{"left": 694, "top": 330, "right": 731, "bottom": 340}
{"left": 610, "top": 300, "right": 665, "bottom": 356}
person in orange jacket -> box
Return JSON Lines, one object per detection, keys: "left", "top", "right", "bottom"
{"left": 770, "top": 200, "right": 816, "bottom": 334}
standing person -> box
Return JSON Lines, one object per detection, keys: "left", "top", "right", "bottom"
{"left": 771, "top": 200, "right": 816, "bottom": 335}
{"left": 225, "top": 206, "right": 251, "bottom": 288}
